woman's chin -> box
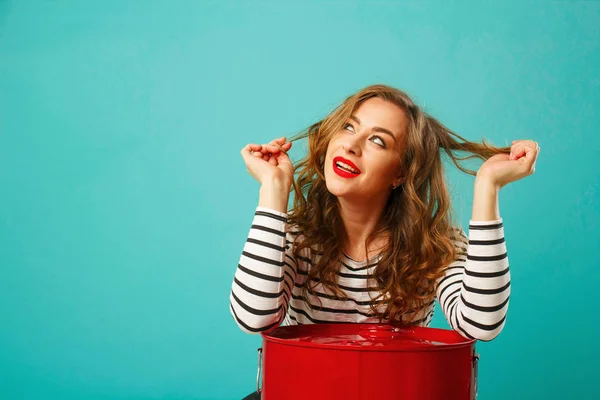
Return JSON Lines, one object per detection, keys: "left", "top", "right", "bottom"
{"left": 324, "top": 170, "right": 364, "bottom": 196}
{"left": 325, "top": 181, "right": 357, "bottom": 198}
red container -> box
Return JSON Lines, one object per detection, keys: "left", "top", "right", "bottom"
{"left": 257, "top": 323, "right": 479, "bottom": 400}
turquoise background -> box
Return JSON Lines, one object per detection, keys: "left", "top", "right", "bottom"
{"left": 1, "top": 1, "right": 598, "bottom": 399}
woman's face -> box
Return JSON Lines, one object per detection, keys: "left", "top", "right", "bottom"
{"left": 324, "top": 97, "right": 408, "bottom": 200}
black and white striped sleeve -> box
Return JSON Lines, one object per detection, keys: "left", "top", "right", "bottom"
{"left": 436, "top": 219, "right": 510, "bottom": 341}
{"left": 229, "top": 206, "right": 300, "bottom": 334}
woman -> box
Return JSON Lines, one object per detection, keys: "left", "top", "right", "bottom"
{"left": 231, "top": 84, "right": 539, "bottom": 399}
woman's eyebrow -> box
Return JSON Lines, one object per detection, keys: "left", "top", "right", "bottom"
{"left": 349, "top": 115, "right": 397, "bottom": 142}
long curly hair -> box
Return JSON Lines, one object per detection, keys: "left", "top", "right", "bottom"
{"left": 284, "top": 84, "right": 510, "bottom": 324}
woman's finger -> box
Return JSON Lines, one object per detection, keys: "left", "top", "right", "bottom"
{"left": 245, "top": 140, "right": 290, "bottom": 160}
{"left": 265, "top": 144, "right": 282, "bottom": 152}
{"left": 242, "top": 144, "right": 263, "bottom": 159}
{"left": 269, "top": 137, "right": 289, "bottom": 150}
{"left": 261, "top": 144, "right": 286, "bottom": 155}
{"left": 243, "top": 143, "right": 261, "bottom": 153}
{"left": 510, "top": 144, "right": 522, "bottom": 160}
{"left": 510, "top": 142, "right": 529, "bottom": 160}
{"left": 268, "top": 154, "right": 278, "bottom": 166}
{"left": 510, "top": 140, "right": 539, "bottom": 159}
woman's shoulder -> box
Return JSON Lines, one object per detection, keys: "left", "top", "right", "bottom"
{"left": 449, "top": 224, "right": 467, "bottom": 239}
{"left": 447, "top": 225, "right": 468, "bottom": 256}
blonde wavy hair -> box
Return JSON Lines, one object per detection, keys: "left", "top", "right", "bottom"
{"left": 285, "top": 84, "right": 510, "bottom": 324}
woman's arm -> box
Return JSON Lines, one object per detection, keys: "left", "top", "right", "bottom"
{"left": 436, "top": 179, "right": 510, "bottom": 341}
{"left": 229, "top": 183, "right": 299, "bottom": 334}
{"left": 471, "top": 176, "right": 500, "bottom": 221}
{"left": 436, "top": 222, "right": 510, "bottom": 341}
{"left": 436, "top": 138, "right": 538, "bottom": 340}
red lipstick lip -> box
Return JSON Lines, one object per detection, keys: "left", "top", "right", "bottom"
{"left": 333, "top": 157, "right": 361, "bottom": 173}
{"left": 332, "top": 156, "right": 361, "bottom": 178}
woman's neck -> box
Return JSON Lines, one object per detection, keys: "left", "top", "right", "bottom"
{"left": 344, "top": 231, "right": 389, "bottom": 260}
{"left": 338, "top": 199, "right": 386, "bottom": 242}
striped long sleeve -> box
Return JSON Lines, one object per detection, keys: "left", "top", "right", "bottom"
{"left": 436, "top": 219, "right": 510, "bottom": 341}
{"left": 230, "top": 206, "right": 511, "bottom": 340}
{"left": 229, "top": 207, "right": 299, "bottom": 334}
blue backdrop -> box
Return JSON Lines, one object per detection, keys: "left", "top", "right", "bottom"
{"left": 1, "top": 1, "right": 598, "bottom": 399}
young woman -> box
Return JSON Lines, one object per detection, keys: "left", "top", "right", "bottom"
{"left": 231, "top": 84, "right": 539, "bottom": 399}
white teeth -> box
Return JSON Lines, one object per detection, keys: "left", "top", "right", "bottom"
{"left": 336, "top": 161, "right": 359, "bottom": 174}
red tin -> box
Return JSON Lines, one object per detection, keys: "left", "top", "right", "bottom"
{"left": 257, "top": 323, "right": 479, "bottom": 400}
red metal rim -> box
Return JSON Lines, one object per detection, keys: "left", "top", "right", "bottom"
{"left": 261, "top": 323, "right": 476, "bottom": 352}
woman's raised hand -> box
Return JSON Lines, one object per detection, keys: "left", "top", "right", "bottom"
{"left": 241, "top": 137, "right": 293, "bottom": 187}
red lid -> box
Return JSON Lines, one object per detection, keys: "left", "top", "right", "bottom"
{"left": 261, "top": 323, "right": 475, "bottom": 352}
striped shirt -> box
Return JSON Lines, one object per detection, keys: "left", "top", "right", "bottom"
{"left": 230, "top": 206, "right": 510, "bottom": 341}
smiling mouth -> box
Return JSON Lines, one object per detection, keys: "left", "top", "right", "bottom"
{"left": 332, "top": 158, "right": 361, "bottom": 178}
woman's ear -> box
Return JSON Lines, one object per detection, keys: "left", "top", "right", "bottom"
{"left": 394, "top": 171, "right": 406, "bottom": 186}
{"left": 391, "top": 176, "right": 404, "bottom": 190}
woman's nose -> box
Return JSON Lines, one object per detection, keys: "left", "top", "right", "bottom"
{"left": 342, "top": 137, "right": 362, "bottom": 156}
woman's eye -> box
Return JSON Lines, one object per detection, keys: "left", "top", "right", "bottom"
{"left": 343, "top": 123, "right": 385, "bottom": 148}
{"left": 372, "top": 136, "right": 386, "bottom": 147}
